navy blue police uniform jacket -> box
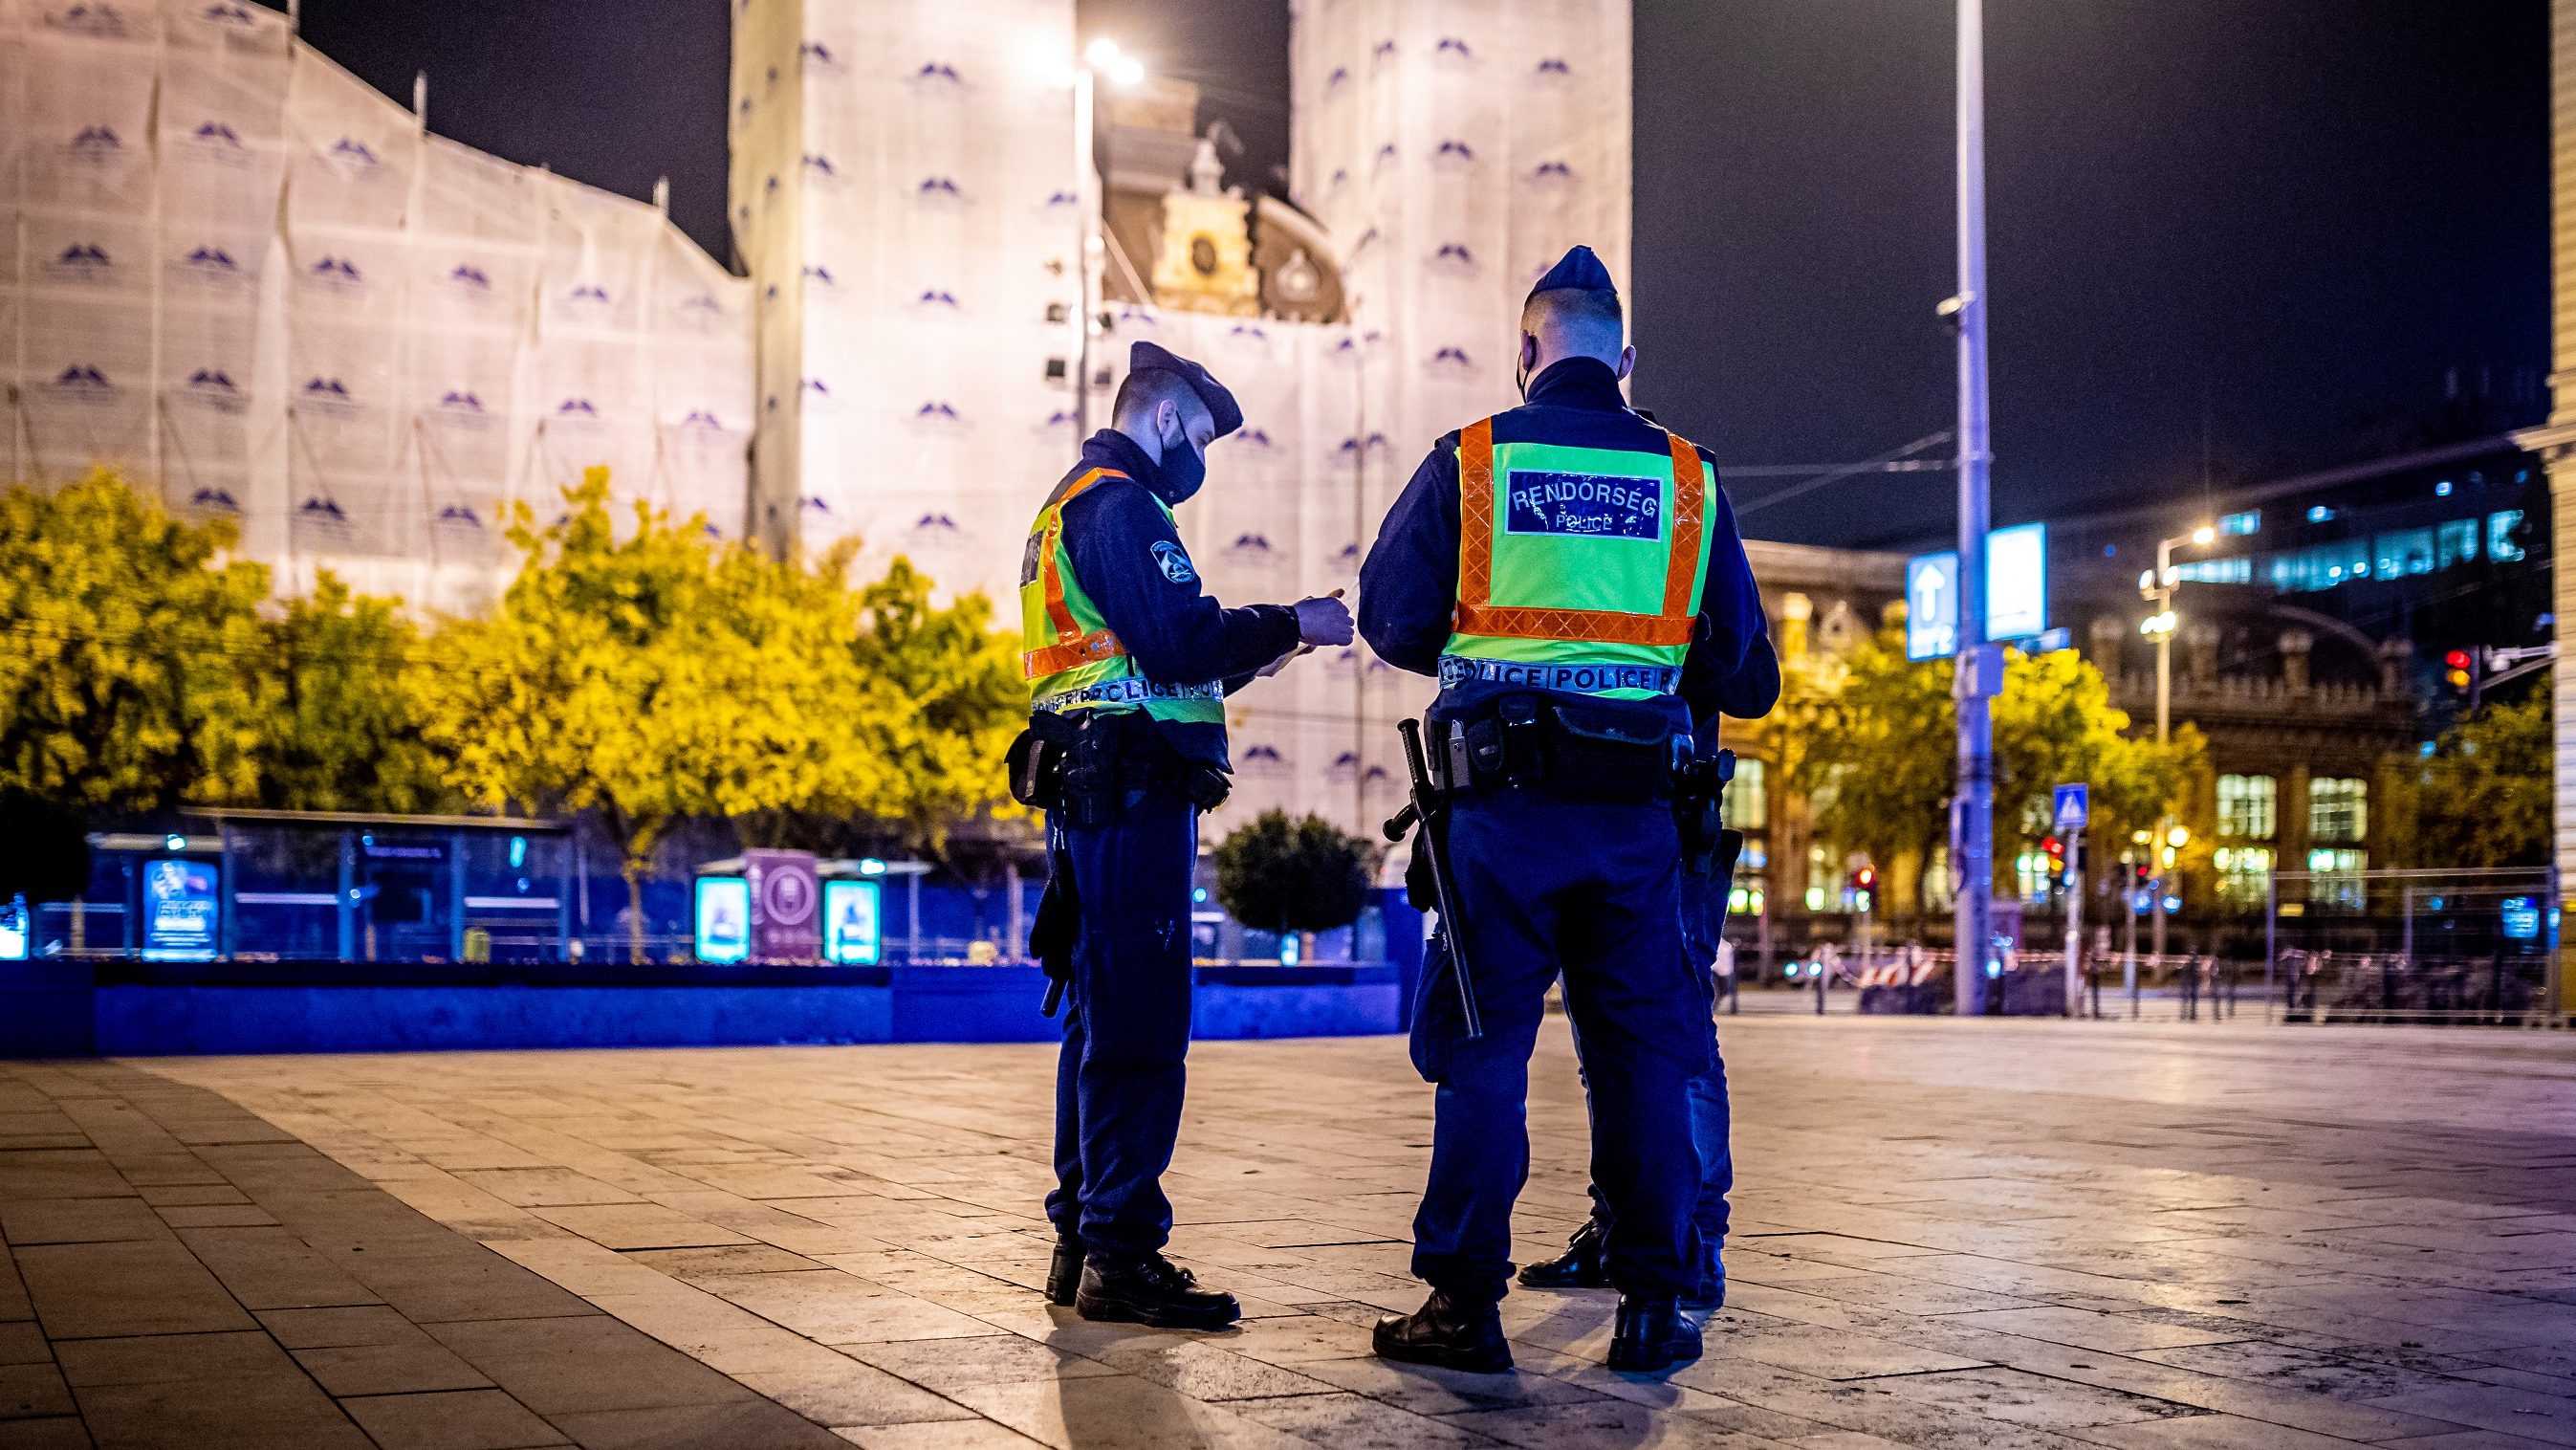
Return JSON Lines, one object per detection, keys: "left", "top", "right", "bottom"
{"left": 1048, "top": 428, "right": 1302, "bottom": 773}
{"left": 1358, "top": 357, "right": 1771, "bottom": 737}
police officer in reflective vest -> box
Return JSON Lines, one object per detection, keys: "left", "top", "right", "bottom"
{"left": 1019, "top": 341, "right": 1353, "bottom": 1329}
{"left": 1357, "top": 246, "right": 1769, "bottom": 1373}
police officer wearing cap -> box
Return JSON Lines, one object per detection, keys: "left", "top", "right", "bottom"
{"left": 1357, "top": 246, "right": 1769, "bottom": 1373}
{"left": 1018, "top": 340, "right": 1353, "bottom": 1329}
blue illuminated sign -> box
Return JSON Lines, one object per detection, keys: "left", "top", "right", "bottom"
{"left": 1905, "top": 552, "right": 1958, "bottom": 661}
{"left": 821, "top": 879, "right": 882, "bottom": 965}
{"left": 694, "top": 876, "right": 751, "bottom": 964}
{"left": 142, "top": 859, "right": 219, "bottom": 962}
{"left": 2501, "top": 896, "right": 2540, "bottom": 940}
{"left": 1905, "top": 523, "right": 2048, "bottom": 661}
{"left": 0, "top": 895, "right": 26, "bottom": 962}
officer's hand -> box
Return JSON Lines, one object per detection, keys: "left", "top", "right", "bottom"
{"left": 1293, "top": 588, "right": 1354, "bottom": 648}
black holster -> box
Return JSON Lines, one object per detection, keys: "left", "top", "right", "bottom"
{"left": 1447, "top": 692, "right": 1682, "bottom": 803}
{"left": 1674, "top": 748, "right": 1737, "bottom": 879}
{"left": 1010, "top": 711, "right": 1230, "bottom": 827}
{"left": 1030, "top": 862, "right": 1077, "bottom": 1016}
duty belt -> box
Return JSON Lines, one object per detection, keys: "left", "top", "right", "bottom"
{"left": 1034, "top": 677, "right": 1224, "bottom": 712}
{"left": 1438, "top": 655, "right": 1681, "bottom": 696}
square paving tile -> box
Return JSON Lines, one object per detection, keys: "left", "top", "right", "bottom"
{"left": 339, "top": 1389, "right": 569, "bottom": 1449}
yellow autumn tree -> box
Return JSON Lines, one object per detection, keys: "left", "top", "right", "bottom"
{"left": 429, "top": 469, "right": 1024, "bottom": 960}
{"left": 0, "top": 470, "right": 273, "bottom": 812}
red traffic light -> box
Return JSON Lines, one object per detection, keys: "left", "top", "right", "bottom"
{"left": 1855, "top": 867, "right": 1875, "bottom": 889}
{"left": 2444, "top": 649, "right": 2472, "bottom": 671}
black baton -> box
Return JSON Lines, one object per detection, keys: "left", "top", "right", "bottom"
{"left": 1386, "top": 716, "right": 1483, "bottom": 1040}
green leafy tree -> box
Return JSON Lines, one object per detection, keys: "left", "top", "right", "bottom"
{"left": 847, "top": 560, "right": 1025, "bottom": 846}
{"left": 429, "top": 470, "right": 1027, "bottom": 959}
{"left": 2388, "top": 682, "right": 2550, "bottom": 868}
{"left": 0, "top": 470, "right": 273, "bottom": 813}
{"left": 257, "top": 574, "right": 448, "bottom": 813}
{"left": 427, "top": 470, "right": 745, "bottom": 959}
{"left": 1213, "top": 810, "right": 1379, "bottom": 937}
{"left": 1793, "top": 624, "right": 2199, "bottom": 913}
{"left": 1790, "top": 628, "right": 1955, "bottom": 907}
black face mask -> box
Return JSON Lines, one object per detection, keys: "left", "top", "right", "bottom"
{"left": 1159, "top": 422, "right": 1207, "bottom": 503}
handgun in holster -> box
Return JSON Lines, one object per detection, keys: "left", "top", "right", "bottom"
{"left": 1674, "top": 747, "right": 1737, "bottom": 879}
{"left": 1030, "top": 864, "right": 1077, "bottom": 1017}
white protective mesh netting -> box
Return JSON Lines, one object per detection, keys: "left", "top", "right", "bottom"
{"left": 1, "top": 0, "right": 754, "bottom": 614}
{"left": 733, "top": 0, "right": 1628, "bottom": 836}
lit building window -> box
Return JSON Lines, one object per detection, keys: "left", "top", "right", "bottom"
{"left": 2220, "top": 510, "right": 2259, "bottom": 537}
{"left": 2434, "top": 518, "right": 2479, "bottom": 569}
{"left": 2215, "top": 846, "right": 2273, "bottom": 909}
{"left": 1721, "top": 758, "right": 1766, "bottom": 831}
{"left": 2373, "top": 528, "right": 2434, "bottom": 580}
{"left": 2216, "top": 774, "right": 2276, "bottom": 840}
{"left": 2174, "top": 557, "right": 2251, "bottom": 584}
{"left": 2489, "top": 510, "right": 2526, "bottom": 561}
{"left": 2310, "top": 777, "right": 2367, "bottom": 845}
{"left": 2305, "top": 847, "right": 2367, "bottom": 912}
{"left": 2267, "top": 538, "right": 2371, "bottom": 593}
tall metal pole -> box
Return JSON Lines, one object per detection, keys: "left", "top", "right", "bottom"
{"left": 1071, "top": 65, "right": 1097, "bottom": 447}
{"left": 1951, "top": 0, "right": 1996, "bottom": 1017}
{"left": 2151, "top": 542, "right": 2173, "bottom": 972}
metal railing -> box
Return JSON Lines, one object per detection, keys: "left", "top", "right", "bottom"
{"left": 2266, "top": 868, "right": 2562, "bottom": 1026}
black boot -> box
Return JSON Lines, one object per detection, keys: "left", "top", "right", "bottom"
{"left": 1517, "top": 1219, "right": 1611, "bottom": 1289}
{"left": 1044, "top": 1236, "right": 1085, "bottom": 1307}
{"left": 1373, "top": 1290, "right": 1513, "bottom": 1373}
{"left": 1075, "top": 1252, "right": 1240, "bottom": 1329}
{"left": 1607, "top": 1295, "right": 1703, "bottom": 1373}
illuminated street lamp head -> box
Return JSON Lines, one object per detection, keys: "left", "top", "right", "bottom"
{"left": 2167, "top": 825, "right": 2190, "bottom": 847}
{"left": 1084, "top": 37, "right": 1121, "bottom": 69}
{"left": 2139, "top": 609, "right": 2178, "bottom": 638}
{"left": 1109, "top": 55, "right": 1145, "bottom": 87}
{"left": 2190, "top": 524, "right": 2216, "bottom": 546}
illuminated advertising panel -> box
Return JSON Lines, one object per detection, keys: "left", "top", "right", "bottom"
{"left": 141, "top": 859, "right": 219, "bottom": 962}
{"left": 1985, "top": 522, "right": 2048, "bottom": 642}
{"left": 821, "top": 879, "right": 882, "bottom": 966}
{"left": 694, "top": 876, "right": 751, "bottom": 965}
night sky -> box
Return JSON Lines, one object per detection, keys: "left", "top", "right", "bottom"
{"left": 284, "top": 1, "right": 2550, "bottom": 551}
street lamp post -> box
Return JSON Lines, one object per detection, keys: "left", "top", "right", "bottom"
{"left": 2139, "top": 524, "right": 2213, "bottom": 976}
{"left": 1951, "top": 0, "right": 1997, "bottom": 1017}
{"left": 1069, "top": 40, "right": 1145, "bottom": 446}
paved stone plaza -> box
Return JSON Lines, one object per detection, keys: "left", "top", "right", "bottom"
{"left": 0, "top": 1018, "right": 2566, "bottom": 1448}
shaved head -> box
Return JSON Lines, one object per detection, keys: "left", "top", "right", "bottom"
{"left": 1520, "top": 288, "right": 1625, "bottom": 361}
{"left": 1516, "top": 286, "right": 1633, "bottom": 391}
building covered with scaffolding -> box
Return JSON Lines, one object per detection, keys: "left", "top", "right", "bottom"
{"left": 0, "top": 0, "right": 754, "bottom": 615}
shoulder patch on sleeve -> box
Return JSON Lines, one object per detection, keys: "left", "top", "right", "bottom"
{"left": 1149, "top": 538, "right": 1196, "bottom": 583}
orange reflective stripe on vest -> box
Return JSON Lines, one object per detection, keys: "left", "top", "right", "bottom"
{"left": 1023, "top": 467, "right": 1132, "bottom": 679}
{"left": 1452, "top": 417, "right": 1705, "bottom": 646}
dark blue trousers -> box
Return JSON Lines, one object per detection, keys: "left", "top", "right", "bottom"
{"left": 1408, "top": 788, "right": 1711, "bottom": 1304}
{"left": 1043, "top": 785, "right": 1197, "bottom": 1260}
{"left": 1580, "top": 870, "right": 1734, "bottom": 1302}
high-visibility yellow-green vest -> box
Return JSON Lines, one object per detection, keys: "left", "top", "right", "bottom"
{"left": 1439, "top": 415, "right": 1716, "bottom": 701}
{"left": 1018, "top": 466, "right": 1226, "bottom": 724}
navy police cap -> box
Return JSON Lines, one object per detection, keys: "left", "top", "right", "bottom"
{"left": 1127, "top": 341, "right": 1243, "bottom": 439}
{"left": 1527, "top": 243, "right": 1617, "bottom": 304}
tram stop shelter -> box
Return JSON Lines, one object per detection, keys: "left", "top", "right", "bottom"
{"left": 88, "top": 808, "right": 575, "bottom": 965}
